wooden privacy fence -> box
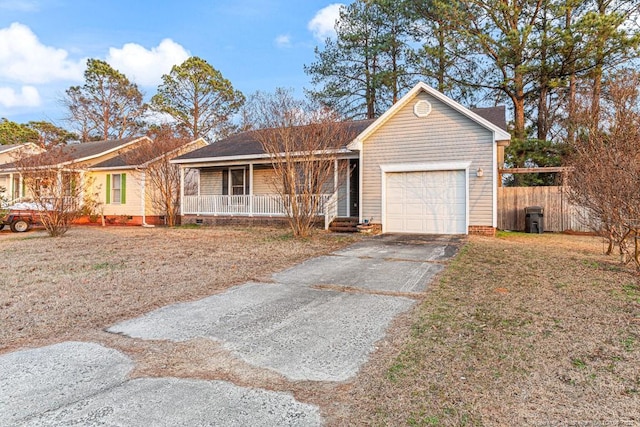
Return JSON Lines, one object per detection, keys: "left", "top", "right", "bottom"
{"left": 498, "top": 186, "right": 592, "bottom": 232}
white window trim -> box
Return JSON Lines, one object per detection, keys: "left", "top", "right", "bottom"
{"left": 111, "top": 173, "right": 122, "bottom": 205}
{"left": 379, "top": 161, "right": 471, "bottom": 234}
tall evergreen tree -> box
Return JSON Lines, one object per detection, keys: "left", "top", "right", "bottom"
{"left": 305, "top": 0, "right": 414, "bottom": 119}
{"left": 151, "top": 56, "right": 245, "bottom": 140}
{"left": 64, "top": 59, "right": 145, "bottom": 141}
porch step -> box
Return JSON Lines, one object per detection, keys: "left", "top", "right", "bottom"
{"left": 329, "top": 217, "right": 359, "bottom": 233}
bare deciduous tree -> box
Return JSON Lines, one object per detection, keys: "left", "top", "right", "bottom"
{"left": 122, "top": 127, "right": 197, "bottom": 226}
{"left": 13, "top": 148, "right": 88, "bottom": 237}
{"left": 566, "top": 69, "right": 640, "bottom": 267}
{"left": 247, "top": 89, "right": 354, "bottom": 238}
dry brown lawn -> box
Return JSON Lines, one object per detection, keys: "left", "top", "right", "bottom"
{"left": 2, "top": 227, "right": 639, "bottom": 426}
{"left": 0, "top": 225, "right": 358, "bottom": 353}
{"left": 338, "top": 232, "right": 640, "bottom": 426}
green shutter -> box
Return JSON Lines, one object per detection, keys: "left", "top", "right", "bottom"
{"left": 21, "top": 179, "right": 25, "bottom": 197}
{"left": 120, "top": 173, "right": 126, "bottom": 204}
{"left": 106, "top": 174, "right": 111, "bottom": 204}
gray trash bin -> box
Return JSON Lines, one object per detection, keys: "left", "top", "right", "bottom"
{"left": 525, "top": 206, "right": 544, "bottom": 233}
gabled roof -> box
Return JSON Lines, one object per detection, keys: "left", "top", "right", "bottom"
{"left": 348, "top": 82, "right": 511, "bottom": 150}
{"left": 0, "top": 142, "right": 43, "bottom": 155}
{"left": 90, "top": 137, "right": 208, "bottom": 170}
{"left": 172, "top": 120, "right": 375, "bottom": 164}
{"left": 0, "top": 136, "right": 148, "bottom": 171}
{"left": 58, "top": 137, "right": 148, "bottom": 163}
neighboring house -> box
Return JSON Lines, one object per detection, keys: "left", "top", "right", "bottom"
{"left": 0, "top": 137, "right": 206, "bottom": 225}
{"left": 87, "top": 137, "right": 207, "bottom": 225}
{"left": 172, "top": 82, "right": 511, "bottom": 235}
{"left": 0, "top": 143, "right": 45, "bottom": 200}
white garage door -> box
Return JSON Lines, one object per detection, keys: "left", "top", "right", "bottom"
{"left": 385, "top": 170, "right": 466, "bottom": 234}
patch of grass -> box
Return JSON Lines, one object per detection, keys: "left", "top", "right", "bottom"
{"left": 622, "top": 283, "right": 640, "bottom": 303}
{"left": 386, "top": 360, "right": 408, "bottom": 383}
{"left": 407, "top": 413, "right": 440, "bottom": 426}
{"left": 622, "top": 336, "right": 636, "bottom": 352}
{"left": 175, "top": 223, "right": 201, "bottom": 229}
{"left": 92, "top": 261, "right": 109, "bottom": 270}
{"left": 572, "top": 358, "right": 587, "bottom": 369}
{"left": 581, "top": 259, "right": 600, "bottom": 269}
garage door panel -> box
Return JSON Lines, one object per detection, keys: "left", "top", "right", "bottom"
{"left": 385, "top": 170, "right": 466, "bottom": 234}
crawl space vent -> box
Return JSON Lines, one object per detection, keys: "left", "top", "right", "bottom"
{"left": 413, "top": 100, "right": 432, "bottom": 118}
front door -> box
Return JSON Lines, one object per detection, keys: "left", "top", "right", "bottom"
{"left": 349, "top": 159, "right": 359, "bottom": 217}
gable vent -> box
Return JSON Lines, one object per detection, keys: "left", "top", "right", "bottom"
{"left": 413, "top": 100, "right": 432, "bottom": 118}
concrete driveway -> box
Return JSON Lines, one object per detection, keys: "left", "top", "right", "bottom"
{"left": 0, "top": 234, "right": 461, "bottom": 426}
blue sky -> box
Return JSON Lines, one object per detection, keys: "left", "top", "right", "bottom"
{"left": 0, "top": 0, "right": 347, "bottom": 126}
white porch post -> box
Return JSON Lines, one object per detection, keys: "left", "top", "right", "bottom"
{"left": 180, "top": 166, "right": 185, "bottom": 216}
{"left": 18, "top": 174, "right": 23, "bottom": 199}
{"left": 249, "top": 163, "right": 254, "bottom": 216}
{"left": 346, "top": 161, "right": 350, "bottom": 217}
{"left": 8, "top": 172, "right": 13, "bottom": 201}
{"left": 333, "top": 159, "right": 338, "bottom": 193}
{"left": 140, "top": 170, "right": 146, "bottom": 225}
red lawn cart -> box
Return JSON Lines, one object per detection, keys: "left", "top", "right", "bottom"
{"left": 0, "top": 206, "right": 43, "bottom": 233}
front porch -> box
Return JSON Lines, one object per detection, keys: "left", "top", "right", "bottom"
{"left": 182, "top": 193, "right": 339, "bottom": 229}
{"left": 179, "top": 158, "right": 360, "bottom": 229}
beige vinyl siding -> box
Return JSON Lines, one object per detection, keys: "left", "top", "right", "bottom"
{"left": 253, "top": 167, "right": 276, "bottom": 195}
{"left": 200, "top": 169, "right": 222, "bottom": 195}
{"left": 88, "top": 170, "right": 143, "bottom": 217}
{"left": 361, "top": 91, "right": 495, "bottom": 227}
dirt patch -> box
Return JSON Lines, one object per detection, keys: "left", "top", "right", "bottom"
{"left": 0, "top": 226, "right": 358, "bottom": 353}
{"left": 335, "top": 233, "right": 640, "bottom": 426}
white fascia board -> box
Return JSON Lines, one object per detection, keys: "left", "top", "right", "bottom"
{"left": 171, "top": 153, "right": 272, "bottom": 164}
{"left": 171, "top": 148, "right": 356, "bottom": 165}
{"left": 88, "top": 165, "right": 138, "bottom": 172}
{"left": 380, "top": 161, "right": 472, "bottom": 173}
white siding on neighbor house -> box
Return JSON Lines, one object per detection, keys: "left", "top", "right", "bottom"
{"left": 361, "top": 91, "right": 495, "bottom": 227}
{"left": 0, "top": 175, "right": 9, "bottom": 195}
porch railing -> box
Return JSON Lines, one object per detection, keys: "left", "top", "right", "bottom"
{"left": 183, "top": 193, "right": 337, "bottom": 221}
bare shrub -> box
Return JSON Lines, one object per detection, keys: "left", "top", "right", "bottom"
{"left": 13, "top": 147, "right": 88, "bottom": 237}
{"left": 122, "top": 127, "right": 199, "bottom": 226}
{"left": 566, "top": 69, "right": 640, "bottom": 267}
{"left": 246, "top": 89, "right": 353, "bottom": 237}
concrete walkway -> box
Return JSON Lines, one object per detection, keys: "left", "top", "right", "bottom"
{"left": 0, "top": 234, "right": 460, "bottom": 426}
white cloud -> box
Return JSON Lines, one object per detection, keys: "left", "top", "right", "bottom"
{"left": 0, "top": 0, "right": 39, "bottom": 12}
{"left": 106, "top": 39, "right": 190, "bottom": 87}
{"left": 275, "top": 34, "right": 292, "bottom": 48}
{"left": 308, "top": 3, "right": 343, "bottom": 41}
{"left": 0, "top": 85, "right": 40, "bottom": 108}
{"left": 0, "top": 22, "right": 85, "bottom": 84}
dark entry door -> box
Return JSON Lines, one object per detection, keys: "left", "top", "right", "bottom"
{"left": 349, "top": 159, "right": 359, "bottom": 217}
